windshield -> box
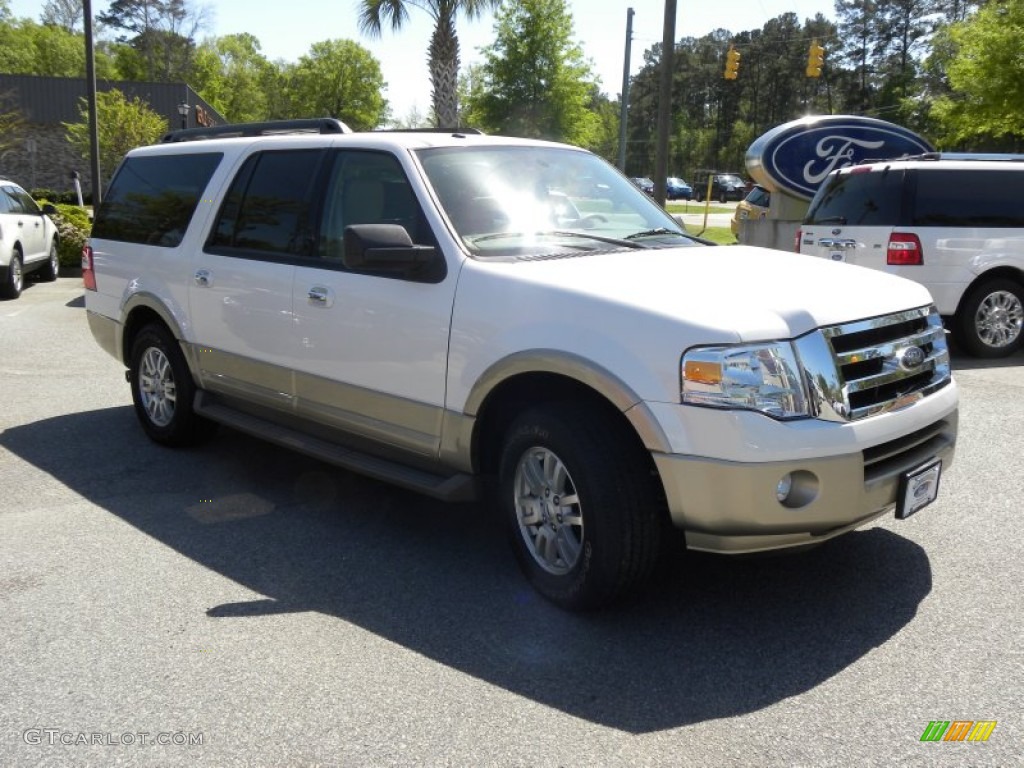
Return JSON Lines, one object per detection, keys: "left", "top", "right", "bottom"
{"left": 415, "top": 145, "right": 697, "bottom": 257}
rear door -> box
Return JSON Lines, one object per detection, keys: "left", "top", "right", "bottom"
{"left": 799, "top": 167, "right": 905, "bottom": 270}
{"left": 189, "top": 147, "right": 326, "bottom": 411}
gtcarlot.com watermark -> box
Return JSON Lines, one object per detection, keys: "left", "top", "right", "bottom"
{"left": 24, "top": 728, "right": 204, "bottom": 747}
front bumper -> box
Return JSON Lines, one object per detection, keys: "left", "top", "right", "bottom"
{"left": 654, "top": 411, "right": 957, "bottom": 553}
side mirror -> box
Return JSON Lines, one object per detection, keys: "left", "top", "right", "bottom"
{"left": 42, "top": 203, "right": 58, "bottom": 215}
{"left": 343, "top": 224, "right": 446, "bottom": 283}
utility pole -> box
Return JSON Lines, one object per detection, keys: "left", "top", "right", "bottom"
{"left": 617, "top": 7, "right": 634, "bottom": 172}
{"left": 83, "top": 0, "right": 102, "bottom": 205}
{"left": 653, "top": 0, "right": 676, "bottom": 206}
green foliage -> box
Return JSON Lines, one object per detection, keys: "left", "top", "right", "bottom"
{"left": 98, "top": 0, "right": 200, "bottom": 82}
{"left": 286, "top": 39, "right": 388, "bottom": 130}
{"left": 929, "top": 0, "right": 1024, "bottom": 148}
{"left": 0, "top": 15, "right": 116, "bottom": 77}
{"left": 190, "top": 33, "right": 279, "bottom": 122}
{"left": 48, "top": 202, "right": 92, "bottom": 267}
{"left": 63, "top": 89, "right": 168, "bottom": 183}
{"left": 0, "top": 92, "right": 25, "bottom": 153}
{"left": 468, "top": 0, "right": 600, "bottom": 146}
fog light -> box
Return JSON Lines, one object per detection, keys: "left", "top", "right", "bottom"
{"left": 776, "top": 473, "right": 793, "bottom": 503}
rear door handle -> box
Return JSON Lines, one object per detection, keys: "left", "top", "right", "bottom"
{"left": 194, "top": 269, "right": 211, "bottom": 287}
{"left": 307, "top": 286, "right": 333, "bottom": 307}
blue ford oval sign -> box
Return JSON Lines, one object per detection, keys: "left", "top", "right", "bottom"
{"left": 746, "top": 115, "right": 934, "bottom": 200}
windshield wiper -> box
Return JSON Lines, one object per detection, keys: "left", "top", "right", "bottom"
{"left": 625, "top": 227, "right": 687, "bottom": 240}
{"left": 810, "top": 216, "right": 847, "bottom": 225}
{"left": 470, "top": 230, "right": 647, "bottom": 249}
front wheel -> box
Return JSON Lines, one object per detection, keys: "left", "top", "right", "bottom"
{"left": 38, "top": 240, "right": 59, "bottom": 281}
{"left": 129, "top": 324, "right": 216, "bottom": 446}
{"left": 955, "top": 278, "right": 1024, "bottom": 358}
{"left": 498, "top": 404, "right": 662, "bottom": 610}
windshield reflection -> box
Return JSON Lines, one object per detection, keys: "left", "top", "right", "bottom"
{"left": 416, "top": 145, "right": 695, "bottom": 257}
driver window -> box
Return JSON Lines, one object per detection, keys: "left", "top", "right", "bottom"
{"left": 318, "top": 151, "right": 432, "bottom": 262}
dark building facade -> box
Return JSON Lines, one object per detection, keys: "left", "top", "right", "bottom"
{"left": 0, "top": 74, "right": 225, "bottom": 195}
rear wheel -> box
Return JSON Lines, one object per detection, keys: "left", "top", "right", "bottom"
{"left": 129, "top": 324, "right": 216, "bottom": 446}
{"left": 1, "top": 250, "right": 23, "bottom": 299}
{"left": 955, "top": 278, "right": 1024, "bottom": 358}
{"left": 498, "top": 403, "right": 662, "bottom": 610}
{"left": 38, "top": 240, "right": 59, "bottom": 281}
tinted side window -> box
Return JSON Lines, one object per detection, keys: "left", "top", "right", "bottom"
{"left": 805, "top": 169, "right": 905, "bottom": 226}
{"left": 91, "top": 153, "right": 222, "bottom": 246}
{"left": 209, "top": 149, "right": 324, "bottom": 256}
{"left": 912, "top": 169, "right": 1024, "bottom": 227}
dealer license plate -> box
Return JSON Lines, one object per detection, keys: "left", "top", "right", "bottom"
{"left": 896, "top": 459, "right": 942, "bottom": 519}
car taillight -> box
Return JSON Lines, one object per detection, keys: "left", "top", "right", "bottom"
{"left": 887, "top": 232, "right": 923, "bottom": 265}
{"left": 794, "top": 228, "right": 802, "bottom": 253}
{"left": 82, "top": 244, "right": 97, "bottom": 291}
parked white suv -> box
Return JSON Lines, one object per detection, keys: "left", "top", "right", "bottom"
{"left": 84, "top": 120, "right": 958, "bottom": 609}
{"left": 798, "top": 154, "right": 1024, "bottom": 357}
{"left": 0, "top": 178, "right": 60, "bottom": 299}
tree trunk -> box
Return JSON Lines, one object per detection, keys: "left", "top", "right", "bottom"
{"left": 428, "top": 13, "right": 460, "bottom": 128}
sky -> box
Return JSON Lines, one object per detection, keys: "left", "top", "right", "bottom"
{"left": 8, "top": 0, "right": 835, "bottom": 120}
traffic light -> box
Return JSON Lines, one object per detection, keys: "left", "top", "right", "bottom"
{"left": 806, "top": 39, "right": 825, "bottom": 78}
{"left": 724, "top": 45, "right": 741, "bottom": 80}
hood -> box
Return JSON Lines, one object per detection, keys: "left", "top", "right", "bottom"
{"left": 477, "top": 244, "right": 936, "bottom": 343}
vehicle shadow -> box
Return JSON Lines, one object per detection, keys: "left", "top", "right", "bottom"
{"left": 0, "top": 406, "right": 933, "bottom": 734}
{"left": 948, "top": 339, "right": 1024, "bottom": 371}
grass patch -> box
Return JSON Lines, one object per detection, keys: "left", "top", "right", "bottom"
{"left": 683, "top": 225, "right": 737, "bottom": 245}
{"left": 666, "top": 201, "right": 733, "bottom": 215}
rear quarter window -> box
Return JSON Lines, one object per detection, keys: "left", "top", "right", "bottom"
{"left": 805, "top": 169, "right": 905, "bottom": 226}
{"left": 911, "top": 169, "right": 1024, "bottom": 227}
{"left": 91, "top": 153, "right": 223, "bottom": 247}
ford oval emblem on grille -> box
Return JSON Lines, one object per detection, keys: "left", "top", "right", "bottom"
{"left": 897, "top": 346, "right": 926, "bottom": 370}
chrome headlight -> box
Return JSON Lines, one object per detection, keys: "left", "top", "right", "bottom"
{"left": 681, "top": 342, "right": 810, "bottom": 419}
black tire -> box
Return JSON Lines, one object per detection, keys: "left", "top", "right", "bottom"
{"left": 498, "top": 403, "right": 663, "bottom": 610}
{"left": 128, "top": 323, "right": 216, "bottom": 446}
{"left": 38, "top": 240, "right": 59, "bottom": 282}
{"left": 1, "top": 250, "right": 23, "bottom": 299}
{"left": 954, "top": 278, "right": 1024, "bottom": 358}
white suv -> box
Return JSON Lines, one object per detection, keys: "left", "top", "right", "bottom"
{"left": 0, "top": 178, "right": 60, "bottom": 299}
{"left": 83, "top": 120, "right": 958, "bottom": 609}
{"left": 798, "top": 154, "right": 1024, "bottom": 357}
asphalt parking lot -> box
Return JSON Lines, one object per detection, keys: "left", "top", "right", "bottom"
{"left": 1, "top": 276, "right": 1021, "bottom": 767}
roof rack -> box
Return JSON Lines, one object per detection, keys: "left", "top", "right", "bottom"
{"left": 858, "top": 151, "right": 1024, "bottom": 165}
{"left": 160, "top": 118, "right": 352, "bottom": 143}
{"left": 373, "top": 127, "right": 485, "bottom": 135}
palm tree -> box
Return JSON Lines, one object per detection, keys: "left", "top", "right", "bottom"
{"left": 358, "top": 0, "right": 500, "bottom": 128}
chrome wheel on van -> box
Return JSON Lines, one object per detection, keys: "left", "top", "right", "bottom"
{"left": 957, "top": 279, "right": 1024, "bottom": 358}
{"left": 975, "top": 290, "right": 1023, "bottom": 348}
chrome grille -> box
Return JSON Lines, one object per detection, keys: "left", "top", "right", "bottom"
{"left": 795, "top": 306, "right": 952, "bottom": 422}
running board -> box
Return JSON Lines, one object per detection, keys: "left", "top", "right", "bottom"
{"left": 193, "top": 393, "right": 478, "bottom": 503}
